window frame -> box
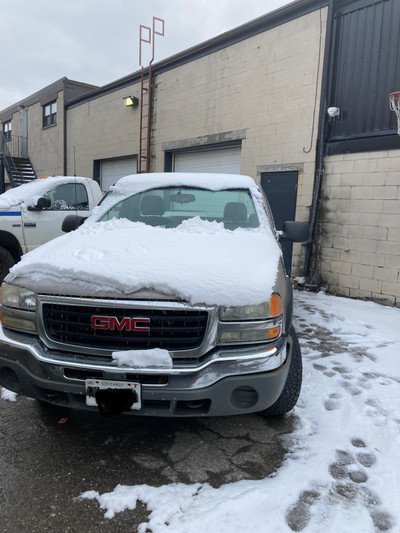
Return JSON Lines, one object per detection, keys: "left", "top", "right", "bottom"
{"left": 43, "top": 101, "right": 57, "bottom": 127}
{"left": 3, "top": 120, "right": 12, "bottom": 141}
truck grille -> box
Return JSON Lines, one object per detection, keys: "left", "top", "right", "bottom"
{"left": 42, "top": 303, "right": 208, "bottom": 351}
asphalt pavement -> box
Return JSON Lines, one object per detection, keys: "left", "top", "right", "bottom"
{"left": 0, "top": 383, "right": 295, "bottom": 532}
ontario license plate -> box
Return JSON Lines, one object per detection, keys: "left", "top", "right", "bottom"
{"left": 85, "top": 379, "right": 141, "bottom": 410}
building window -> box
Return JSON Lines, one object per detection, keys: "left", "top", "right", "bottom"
{"left": 43, "top": 101, "right": 57, "bottom": 127}
{"left": 3, "top": 120, "right": 11, "bottom": 141}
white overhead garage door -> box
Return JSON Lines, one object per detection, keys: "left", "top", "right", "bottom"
{"left": 173, "top": 147, "right": 241, "bottom": 174}
{"left": 100, "top": 157, "right": 137, "bottom": 191}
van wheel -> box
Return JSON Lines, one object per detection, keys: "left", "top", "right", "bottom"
{"left": 259, "top": 327, "right": 302, "bottom": 416}
{"left": 0, "top": 247, "right": 15, "bottom": 284}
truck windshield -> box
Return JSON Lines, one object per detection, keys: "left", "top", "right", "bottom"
{"left": 98, "top": 187, "right": 260, "bottom": 230}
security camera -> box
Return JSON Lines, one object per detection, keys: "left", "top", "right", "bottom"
{"left": 327, "top": 106, "right": 340, "bottom": 118}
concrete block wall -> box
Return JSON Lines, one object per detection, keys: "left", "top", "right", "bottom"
{"left": 66, "top": 84, "right": 141, "bottom": 178}
{"left": 315, "top": 150, "right": 400, "bottom": 306}
{"left": 151, "top": 7, "right": 327, "bottom": 275}
{"left": 153, "top": 9, "right": 326, "bottom": 177}
{"left": 28, "top": 92, "right": 65, "bottom": 177}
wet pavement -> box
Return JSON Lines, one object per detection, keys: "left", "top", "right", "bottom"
{"left": 0, "top": 388, "right": 296, "bottom": 532}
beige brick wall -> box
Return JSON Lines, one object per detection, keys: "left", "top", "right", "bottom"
{"left": 153, "top": 9, "right": 326, "bottom": 177}
{"left": 28, "top": 92, "right": 65, "bottom": 176}
{"left": 315, "top": 150, "right": 400, "bottom": 306}
{"left": 66, "top": 84, "right": 141, "bottom": 177}
{"left": 151, "top": 8, "right": 327, "bottom": 276}
{"left": 65, "top": 7, "right": 327, "bottom": 275}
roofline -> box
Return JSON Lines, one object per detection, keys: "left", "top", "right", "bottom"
{"left": 0, "top": 77, "right": 99, "bottom": 118}
{"left": 67, "top": 0, "right": 329, "bottom": 109}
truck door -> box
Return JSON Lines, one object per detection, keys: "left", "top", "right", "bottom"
{"left": 21, "top": 182, "right": 90, "bottom": 251}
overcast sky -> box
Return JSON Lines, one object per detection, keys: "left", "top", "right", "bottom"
{"left": 0, "top": 0, "right": 293, "bottom": 111}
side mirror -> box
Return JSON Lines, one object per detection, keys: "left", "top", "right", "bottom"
{"left": 280, "top": 221, "right": 310, "bottom": 243}
{"left": 27, "top": 197, "right": 51, "bottom": 211}
{"left": 62, "top": 214, "right": 86, "bottom": 233}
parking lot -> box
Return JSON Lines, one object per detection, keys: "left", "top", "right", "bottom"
{"left": 1, "top": 291, "right": 399, "bottom": 533}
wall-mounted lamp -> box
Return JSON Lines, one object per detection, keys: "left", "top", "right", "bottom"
{"left": 123, "top": 96, "right": 139, "bottom": 108}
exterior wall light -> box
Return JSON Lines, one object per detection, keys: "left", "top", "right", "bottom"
{"left": 123, "top": 96, "right": 139, "bottom": 108}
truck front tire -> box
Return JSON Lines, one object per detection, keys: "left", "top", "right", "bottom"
{"left": 0, "top": 247, "right": 15, "bottom": 284}
{"left": 259, "top": 326, "right": 302, "bottom": 416}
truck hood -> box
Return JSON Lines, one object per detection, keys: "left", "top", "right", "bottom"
{"left": 6, "top": 217, "right": 282, "bottom": 307}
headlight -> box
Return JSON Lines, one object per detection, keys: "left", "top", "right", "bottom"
{"left": 219, "top": 326, "right": 280, "bottom": 343}
{"left": 1, "top": 283, "right": 37, "bottom": 310}
{"left": 220, "top": 294, "right": 282, "bottom": 321}
{"left": 0, "top": 283, "right": 37, "bottom": 333}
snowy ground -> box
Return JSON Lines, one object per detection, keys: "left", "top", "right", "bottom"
{"left": 2, "top": 291, "right": 400, "bottom": 532}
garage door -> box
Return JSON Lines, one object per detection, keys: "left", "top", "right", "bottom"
{"left": 173, "top": 147, "right": 241, "bottom": 174}
{"left": 100, "top": 157, "right": 137, "bottom": 191}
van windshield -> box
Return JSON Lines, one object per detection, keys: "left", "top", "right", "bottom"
{"left": 99, "top": 187, "right": 260, "bottom": 230}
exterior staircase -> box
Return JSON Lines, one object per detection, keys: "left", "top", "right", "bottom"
{"left": 0, "top": 134, "right": 37, "bottom": 188}
{"left": 11, "top": 157, "right": 37, "bottom": 185}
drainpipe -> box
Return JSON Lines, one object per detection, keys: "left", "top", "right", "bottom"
{"left": 303, "top": 0, "right": 335, "bottom": 280}
{"left": 63, "top": 78, "right": 67, "bottom": 176}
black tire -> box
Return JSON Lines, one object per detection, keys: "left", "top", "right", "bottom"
{"left": 260, "top": 326, "right": 302, "bottom": 416}
{"left": 0, "top": 246, "right": 15, "bottom": 284}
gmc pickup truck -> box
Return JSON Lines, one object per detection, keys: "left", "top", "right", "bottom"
{"left": 0, "top": 177, "right": 103, "bottom": 282}
{"left": 0, "top": 173, "right": 309, "bottom": 417}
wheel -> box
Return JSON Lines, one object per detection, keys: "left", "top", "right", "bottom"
{"left": 260, "top": 326, "right": 303, "bottom": 416}
{"left": 0, "top": 247, "right": 15, "bottom": 284}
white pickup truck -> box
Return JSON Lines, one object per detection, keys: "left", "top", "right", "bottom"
{"left": 0, "top": 176, "right": 103, "bottom": 282}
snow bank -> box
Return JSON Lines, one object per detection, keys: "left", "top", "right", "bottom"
{"left": 8, "top": 216, "right": 281, "bottom": 307}
{"left": 1, "top": 388, "right": 17, "bottom": 402}
{"left": 0, "top": 176, "right": 92, "bottom": 210}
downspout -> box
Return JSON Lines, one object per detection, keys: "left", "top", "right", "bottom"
{"left": 63, "top": 78, "right": 67, "bottom": 176}
{"left": 303, "top": 0, "right": 335, "bottom": 280}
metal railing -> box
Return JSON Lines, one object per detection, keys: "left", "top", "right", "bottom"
{"left": 0, "top": 134, "right": 26, "bottom": 157}
{"left": 0, "top": 132, "right": 24, "bottom": 186}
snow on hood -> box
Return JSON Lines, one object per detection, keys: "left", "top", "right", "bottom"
{"left": 0, "top": 176, "right": 92, "bottom": 210}
{"left": 7, "top": 216, "right": 281, "bottom": 307}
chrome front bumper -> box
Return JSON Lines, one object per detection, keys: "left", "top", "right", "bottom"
{"left": 0, "top": 325, "right": 292, "bottom": 416}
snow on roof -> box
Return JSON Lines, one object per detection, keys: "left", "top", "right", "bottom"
{"left": 113, "top": 173, "right": 257, "bottom": 193}
{"left": 89, "top": 173, "right": 265, "bottom": 224}
{"left": 0, "top": 176, "right": 92, "bottom": 210}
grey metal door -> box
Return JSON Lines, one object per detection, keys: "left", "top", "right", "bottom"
{"left": 261, "top": 171, "right": 298, "bottom": 275}
{"left": 20, "top": 108, "right": 28, "bottom": 158}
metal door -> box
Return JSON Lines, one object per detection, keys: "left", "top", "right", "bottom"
{"left": 261, "top": 171, "right": 298, "bottom": 275}
{"left": 20, "top": 108, "right": 28, "bottom": 158}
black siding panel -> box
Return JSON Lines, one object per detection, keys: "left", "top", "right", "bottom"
{"left": 328, "top": 0, "right": 400, "bottom": 142}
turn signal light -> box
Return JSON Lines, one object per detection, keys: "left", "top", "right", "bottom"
{"left": 270, "top": 294, "right": 282, "bottom": 317}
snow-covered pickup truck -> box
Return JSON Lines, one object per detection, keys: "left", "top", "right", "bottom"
{"left": 0, "top": 173, "right": 309, "bottom": 417}
{"left": 0, "top": 177, "right": 103, "bottom": 282}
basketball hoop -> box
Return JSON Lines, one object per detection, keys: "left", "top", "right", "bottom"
{"left": 389, "top": 91, "right": 400, "bottom": 135}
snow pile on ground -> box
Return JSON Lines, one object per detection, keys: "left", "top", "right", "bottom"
{"left": 1, "top": 388, "right": 17, "bottom": 402}
{"left": 81, "top": 292, "right": 400, "bottom": 532}
{"left": 7, "top": 217, "right": 280, "bottom": 307}
{"left": 112, "top": 348, "right": 173, "bottom": 368}
{"left": 0, "top": 176, "right": 91, "bottom": 210}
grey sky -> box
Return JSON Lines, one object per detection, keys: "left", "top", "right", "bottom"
{"left": 0, "top": 0, "right": 292, "bottom": 111}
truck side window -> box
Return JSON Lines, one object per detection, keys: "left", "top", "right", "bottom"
{"left": 44, "top": 183, "right": 89, "bottom": 211}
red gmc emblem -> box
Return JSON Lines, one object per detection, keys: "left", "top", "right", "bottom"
{"left": 91, "top": 315, "right": 150, "bottom": 332}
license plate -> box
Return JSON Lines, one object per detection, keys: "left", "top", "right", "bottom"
{"left": 85, "top": 379, "right": 141, "bottom": 410}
